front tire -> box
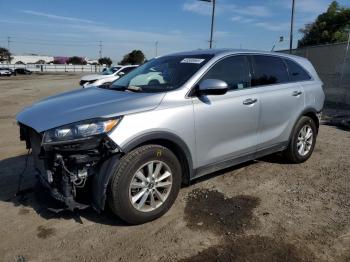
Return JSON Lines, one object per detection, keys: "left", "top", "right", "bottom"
{"left": 284, "top": 116, "right": 317, "bottom": 163}
{"left": 108, "top": 145, "right": 181, "bottom": 224}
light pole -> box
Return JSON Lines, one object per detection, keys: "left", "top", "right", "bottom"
{"left": 155, "top": 41, "right": 159, "bottom": 57}
{"left": 271, "top": 36, "right": 284, "bottom": 51}
{"left": 7, "top": 36, "right": 11, "bottom": 50}
{"left": 289, "top": 0, "right": 296, "bottom": 53}
{"left": 199, "top": 0, "right": 216, "bottom": 49}
{"left": 99, "top": 41, "right": 103, "bottom": 59}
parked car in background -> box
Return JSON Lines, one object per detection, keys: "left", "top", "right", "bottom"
{"left": 102, "top": 66, "right": 120, "bottom": 73}
{"left": 14, "top": 68, "right": 32, "bottom": 75}
{"left": 16, "top": 49, "right": 324, "bottom": 224}
{"left": 0, "top": 67, "right": 16, "bottom": 75}
{"left": 0, "top": 68, "right": 12, "bottom": 77}
{"left": 80, "top": 65, "right": 138, "bottom": 88}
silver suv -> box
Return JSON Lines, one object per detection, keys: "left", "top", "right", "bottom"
{"left": 16, "top": 49, "right": 325, "bottom": 224}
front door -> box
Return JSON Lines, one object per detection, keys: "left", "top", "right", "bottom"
{"left": 192, "top": 55, "right": 259, "bottom": 168}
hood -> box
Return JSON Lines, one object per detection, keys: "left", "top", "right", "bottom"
{"left": 81, "top": 74, "right": 114, "bottom": 81}
{"left": 16, "top": 87, "right": 165, "bottom": 132}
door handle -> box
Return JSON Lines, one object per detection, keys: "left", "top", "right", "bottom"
{"left": 292, "top": 91, "right": 302, "bottom": 96}
{"left": 243, "top": 98, "right": 258, "bottom": 105}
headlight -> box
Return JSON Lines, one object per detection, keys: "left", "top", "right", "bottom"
{"left": 43, "top": 118, "right": 121, "bottom": 143}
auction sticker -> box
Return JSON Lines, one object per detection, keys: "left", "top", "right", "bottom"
{"left": 180, "top": 58, "right": 205, "bottom": 64}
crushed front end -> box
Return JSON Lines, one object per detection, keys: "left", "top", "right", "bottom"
{"left": 18, "top": 120, "right": 121, "bottom": 212}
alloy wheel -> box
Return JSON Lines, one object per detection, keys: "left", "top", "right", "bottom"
{"left": 129, "top": 161, "right": 173, "bottom": 212}
{"left": 297, "top": 124, "right": 313, "bottom": 156}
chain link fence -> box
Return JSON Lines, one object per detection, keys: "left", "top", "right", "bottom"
{"left": 281, "top": 42, "right": 350, "bottom": 109}
{"left": 0, "top": 63, "right": 105, "bottom": 73}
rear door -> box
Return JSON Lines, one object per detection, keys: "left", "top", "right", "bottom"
{"left": 193, "top": 55, "right": 260, "bottom": 168}
{"left": 250, "top": 55, "right": 305, "bottom": 150}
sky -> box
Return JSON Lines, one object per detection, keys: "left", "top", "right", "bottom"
{"left": 0, "top": 0, "right": 348, "bottom": 63}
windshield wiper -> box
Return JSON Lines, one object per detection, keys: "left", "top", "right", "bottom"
{"left": 126, "top": 85, "right": 143, "bottom": 92}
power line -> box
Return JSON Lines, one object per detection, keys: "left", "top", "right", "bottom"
{"left": 0, "top": 36, "right": 160, "bottom": 47}
{"left": 2, "top": 36, "right": 100, "bottom": 44}
{"left": 0, "top": 39, "right": 101, "bottom": 47}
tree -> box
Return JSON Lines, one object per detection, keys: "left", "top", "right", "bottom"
{"left": 35, "top": 60, "right": 46, "bottom": 64}
{"left": 119, "top": 50, "right": 145, "bottom": 65}
{"left": 67, "top": 56, "right": 87, "bottom": 65}
{"left": 298, "top": 1, "right": 350, "bottom": 48}
{"left": 0, "top": 47, "right": 12, "bottom": 63}
{"left": 98, "top": 57, "right": 113, "bottom": 66}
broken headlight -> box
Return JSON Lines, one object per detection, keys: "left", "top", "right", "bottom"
{"left": 43, "top": 118, "right": 121, "bottom": 143}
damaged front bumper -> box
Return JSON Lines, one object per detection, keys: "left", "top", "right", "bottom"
{"left": 19, "top": 124, "right": 121, "bottom": 212}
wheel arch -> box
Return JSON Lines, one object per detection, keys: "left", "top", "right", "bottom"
{"left": 303, "top": 110, "right": 320, "bottom": 132}
{"left": 289, "top": 107, "right": 320, "bottom": 143}
{"left": 121, "top": 132, "right": 194, "bottom": 185}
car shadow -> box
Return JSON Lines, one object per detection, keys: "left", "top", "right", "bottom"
{"left": 0, "top": 154, "right": 127, "bottom": 226}
{"left": 189, "top": 152, "right": 294, "bottom": 186}
{"left": 257, "top": 153, "right": 292, "bottom": 165}
{"left": 1, "top": 152, "right": 290, "bottom": 225}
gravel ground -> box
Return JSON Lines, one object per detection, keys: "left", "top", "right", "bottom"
{"left": 0, "top": 74, "right": 349, "bottom": 262}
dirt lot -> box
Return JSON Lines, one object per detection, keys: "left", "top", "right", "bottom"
{"left": 0, "top": 74, "right": 349, "bottom": 262}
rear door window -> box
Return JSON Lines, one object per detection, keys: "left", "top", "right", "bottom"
{"left": 201, "top": 55, "right": 251, "bottom": 90}
{"left": 284, "top": 59, "right": 311, "bottom": 82}
{"left": 251, "top": 55, "right": 289, "bottom": 86}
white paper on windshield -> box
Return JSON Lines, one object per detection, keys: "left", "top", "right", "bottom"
{"left": 180, "top": 58, "right": 205, "bottom": 64}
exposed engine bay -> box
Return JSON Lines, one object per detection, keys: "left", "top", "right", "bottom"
{"left": 19, "top": 123, "right": 121, "bottom": 212}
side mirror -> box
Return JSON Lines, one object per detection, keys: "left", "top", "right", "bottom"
{"left": 198, "top": 79, "right": 228, "bottom": 96}
{"left": 118, "top": 71, "right": 125, "bottom": 76}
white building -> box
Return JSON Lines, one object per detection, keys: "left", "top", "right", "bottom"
{"left": 85, "top": 58, "right": 99, "bottom": 65}
{"left": 11, "top": 54, "right": 54, "bottom": 64}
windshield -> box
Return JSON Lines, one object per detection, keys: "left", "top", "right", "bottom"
{"left": 101, "top": 67, "right": 121, "bottom": 75}
{"left": 109, "top": 54, "right": 214, "bottom": 92}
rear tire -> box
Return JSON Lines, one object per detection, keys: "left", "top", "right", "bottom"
{"left": 284, "top": 116, "right": 317, "bottom": 163}
{"left": 108, "top": 145, "right": 181, "bottom": 224}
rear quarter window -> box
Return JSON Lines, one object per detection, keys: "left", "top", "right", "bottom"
{"left": 284, "top": 59, "right": 311, "bottom": 82}
{"left": 251, "top": 55, "right": 289, "bottom": 86}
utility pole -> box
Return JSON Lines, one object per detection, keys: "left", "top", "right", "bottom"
{"left": 199, "top": 0, "right": 216, "bottom": 49}
{"left": 339, "top": 29, "right": 350, "bottom": 87}
{"left": 289, "top": 0, "right": 296, "bottom": 53}
{"left": 155, "top": 41, "right": 158, "bottom": 57}
{"left": 209, "top": 0, "right": 215, "bottom": 49}
{"left": 99, "top": 41, "right": 103, "bottom": 59}
{"left": 7, "top": 36, "right": 11, "bottom": 51}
